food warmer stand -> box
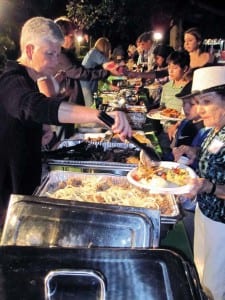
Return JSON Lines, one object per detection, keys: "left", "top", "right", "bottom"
{"left": 41, "top": 138, "right": 183, "bottom": 233}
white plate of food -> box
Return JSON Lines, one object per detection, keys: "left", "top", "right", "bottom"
{"left": 147, "top": 109, "right": 184, "bottom": 121}
{"left": 127, "top": 161, "right": 197, "bottom": 194}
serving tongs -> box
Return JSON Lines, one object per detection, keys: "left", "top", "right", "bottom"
{"left": 42, "top": 142, "right": 88, "bottom": 159}
{"left": 98, "top": 111, "right": 160, "bottom": 162}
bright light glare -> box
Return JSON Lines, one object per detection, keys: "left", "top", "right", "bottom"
{"left": 153, "top": 32, "right": 163, "bottom": 41}
{"left": 76, "top": 35, "right": 83, "bottom": 43}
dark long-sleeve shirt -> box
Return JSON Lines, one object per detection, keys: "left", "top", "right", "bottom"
{"left": 59, "top": 48, "right": 109, "bottom": 105}
{"left": 0, "top": 60, "right": 63, "bottom": 206}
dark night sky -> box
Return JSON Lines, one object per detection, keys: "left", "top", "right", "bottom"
{"left": 1, "top": 0, "right": 225, "bottom": 51}
{"left": 51, "top": 0, "right": 225, "bottom": 39}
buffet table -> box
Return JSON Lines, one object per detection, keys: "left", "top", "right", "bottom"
{"left": 0, "top": 119, "right": 201, "bottom": 299}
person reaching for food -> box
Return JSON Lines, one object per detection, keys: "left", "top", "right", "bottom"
{"left": 0, "top": 17, "right": 132, "bottom": 221}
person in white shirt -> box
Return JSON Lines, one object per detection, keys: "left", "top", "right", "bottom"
{"left": 136, "top": 31, "right": 156, "bottom": 71}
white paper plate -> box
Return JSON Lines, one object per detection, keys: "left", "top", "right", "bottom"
{"left": 127, "top": 161, "right": 197, "bottom": 195}
{"left": 147, "top": 111, "right": 183, "bottom": 122}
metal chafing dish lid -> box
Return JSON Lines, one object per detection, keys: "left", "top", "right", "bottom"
{"left": 0, "top": 246, "right": 205, "bottom": 300}
{"left": 1, "top": 194, "right": 159, "bottom": 248}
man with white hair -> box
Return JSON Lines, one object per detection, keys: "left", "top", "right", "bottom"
{"left": 0, "top": 17, "right": 131, "bottom": 219}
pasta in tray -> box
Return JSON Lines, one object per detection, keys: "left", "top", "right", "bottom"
{"left": 45, "top": 176, "right": 175, "bottom": 215}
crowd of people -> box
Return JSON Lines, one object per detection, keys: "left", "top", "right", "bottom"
{"left": 0, "top": 15, "right": 225, "bottom": 300}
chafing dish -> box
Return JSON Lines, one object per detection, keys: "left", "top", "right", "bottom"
{"left": 42, "top": 139, "right": 140, "bottom": 175}
{"left": 0, "top": 246, "right": 206, "bottom": 299}
{"left": 1, "top": 170, "right": 181, "bottom": 249}
{"left": 1, "top": 193, "right": 160, "bottom": 248}
{"left": 36, "top": 171, "right": 180, "bottom": 224}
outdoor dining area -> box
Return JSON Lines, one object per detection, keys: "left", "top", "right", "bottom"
{"left": 0, "top": 68, "right": 205, "bottom": 299}
{"left": 0, "top": 1, "right": 225, "bottom": 299}
{"left": 0, "top": 70, "right": 205, "bottom": 299}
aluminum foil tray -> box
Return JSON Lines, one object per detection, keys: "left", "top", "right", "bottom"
{"left": 46, "top": 159, "right": 135, "bottom": 173}
{"left": 43, "top": 139, "right": 140, "bottom": 171}
{"left": 57, "top": 139, "right": 139, "bottom": 151}
{"left": 37, "top": 170, "right": 180, "bottom": 223}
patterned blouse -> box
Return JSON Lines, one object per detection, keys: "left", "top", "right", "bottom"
{"left": 197, "top": 126, "right": 225, "bottom": 223}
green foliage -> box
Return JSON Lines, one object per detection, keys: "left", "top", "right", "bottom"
{"left": 0, "top": 22, "right": 16, "bottom": 70}
{"left": 66, "top": 0, "right": 141, "bottom": 44}
{"left": 65, "top": 0, "right": 175, "bottom": 46}
{"left": 67, "top": 0, "right": 126, "bottom": 33}
{"left": 0, "top": 36, "right": 15, "bottom": 55}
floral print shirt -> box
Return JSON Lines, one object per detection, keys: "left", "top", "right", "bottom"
{"left": 197, "top": 126, "right": 225, "bottom": 223}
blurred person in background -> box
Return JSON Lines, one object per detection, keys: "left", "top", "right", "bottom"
{"left": 98, "top": 45, "right": 127, "bottom": 92}
{"left": 153, "top": 44, "right": 174, "bottom": 84}
{"left": 184, "top": 27, "right": 215, "bottom": 69}
{"left": 169, "top": 17, "right": 183, "bottom": 51}
{"left": 54, "top": 18, "right": 120, "bottom": 105}
{"left": 80, "top": 37, "right": 112, "bottom": 106}
{"left": 111, "top": 45, "right": 126, "bottom": 62}
{"left": 136, "top": 31, "right": 156, "bottom": 71}
{"left": 54, "top": 17, "right": 123, "bottom": 138}
{"left": 126, "top": 44, "right": 139, "bottom": 70}
{"left": 0, "top": 16, "right": 132, "bottom": 224}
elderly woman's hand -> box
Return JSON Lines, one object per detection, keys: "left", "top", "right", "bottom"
{"left": 108, "top": 110, "right": 132, "bottom": 141}
{"left": 184, "top": 177, "right": 214, "bottom": 199}
{"left": 172, "top": 145, "right": 198, "bottom": 165}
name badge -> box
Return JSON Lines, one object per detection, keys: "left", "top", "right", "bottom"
{"left": 208, "top": 138, "right": 224, "bottom": 154}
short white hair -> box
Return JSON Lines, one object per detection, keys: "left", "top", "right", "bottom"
{"left": 20, "top": 16, "right": 64, "bottom": 53}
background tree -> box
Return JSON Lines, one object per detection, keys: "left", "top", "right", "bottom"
{"left": 0, "top": 30, "right": 16, "bottom": 71}
{"left": 0, "top": 0, "right": 224, "bottom": 67}
{"left": 66, "top": 0, "right": 154, "bottom": 49}
{"left": 0, "top": 0, "right": 67, "bottom": 65}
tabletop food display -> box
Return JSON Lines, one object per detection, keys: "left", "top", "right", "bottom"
{"left": 0, "top": 75, "right": 207, "bottom": 300}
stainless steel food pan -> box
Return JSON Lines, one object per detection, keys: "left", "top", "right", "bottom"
{"left": 42, "top": 139, "right": 140, "bottom": 174}
{"left": 1, "top": 194, "right": 159, "bottom": 248}
{"left": 37, "top": 170, "right": 180, "bottom": 224}
{"left": 0, "top": 246, "right": 206, "bottom": 300}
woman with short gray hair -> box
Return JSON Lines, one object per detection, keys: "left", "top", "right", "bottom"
{"left": 0, "top": 16, "right": 131, "bottom": 217}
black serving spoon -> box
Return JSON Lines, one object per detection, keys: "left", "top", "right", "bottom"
{"left": 98, "top": 110, "right": 160, "bottom": 162}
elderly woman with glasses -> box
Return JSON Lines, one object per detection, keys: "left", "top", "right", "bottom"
{"left": 173, "top": 66, "right": 225, "bottom": 300}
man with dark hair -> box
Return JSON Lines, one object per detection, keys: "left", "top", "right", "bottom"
{"left": 136, "top": 31, "right": 156, "bottom": 71}
{"left": 53, "top": 17, "right": 122, "bottom": 138}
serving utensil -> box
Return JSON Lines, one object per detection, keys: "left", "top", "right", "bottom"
{"left": 98, "top": 110, "right": 160, "bottom": 162}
